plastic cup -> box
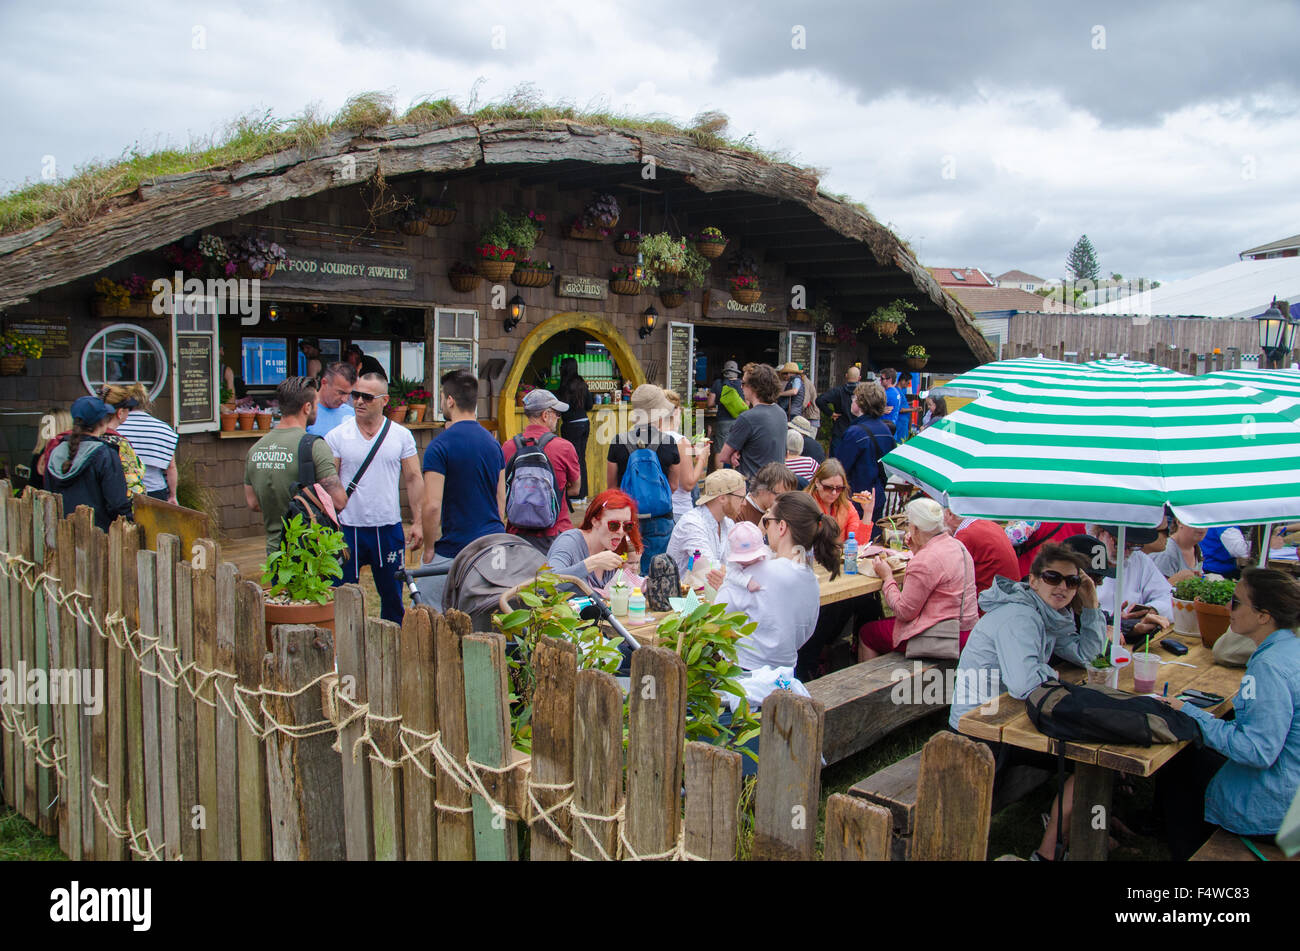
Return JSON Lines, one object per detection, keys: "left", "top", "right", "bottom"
{"left": 1132, "top": 651, "right": 1159, "bottom": 693}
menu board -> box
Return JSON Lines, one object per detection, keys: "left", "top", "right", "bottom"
{"left": 667, "top": 323, "right": 693, "bottom": 397}
{"left": 3, "top": 316, "right": 70, "bottom": 357}
{"left": 176, "top": 333, "right": 216, "bottom": 426}
{"left": 787, "top": 332, "right": 814, "bottom": 378}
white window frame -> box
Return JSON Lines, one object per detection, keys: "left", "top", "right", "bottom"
{"left": 80, "top": 322, "right": 169, "bottom": 401}
{"left": 432, "top": 307, "right": 479, "bottom": 420}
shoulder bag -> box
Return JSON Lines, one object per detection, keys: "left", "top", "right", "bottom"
{"left": 904, "top": 545, "right": 969, "bottom": 661}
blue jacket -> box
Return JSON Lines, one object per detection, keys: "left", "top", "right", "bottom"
{"left": 949, "top": 577, "right": 1107, "bottom": 728}
{"left": 1201, "top": 527, "right": 1238, "bottom": 575}
{"left": 834, "top": 416, "right": 895, "bottom": 522}
{"left": 1182, "top": 628, "right": 1300, "bottom": 835}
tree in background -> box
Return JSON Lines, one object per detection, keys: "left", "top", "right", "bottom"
{"left": 1066, "top": 235, "right": 1100, "bottom": 282}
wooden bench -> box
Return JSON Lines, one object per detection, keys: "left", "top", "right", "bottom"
{"left": 1190, "top": 828, "right": 1296, "bottom": 862}
{"left": 806, "top": 653, "right": 954, "bottom": 764}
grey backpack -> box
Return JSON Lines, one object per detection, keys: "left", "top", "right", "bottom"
{"left": 504, "top": 433, "right": 560, "bottom": 531}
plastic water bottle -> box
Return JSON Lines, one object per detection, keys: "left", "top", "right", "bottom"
{"left": 844, "top": 531, "right": 858, "bottom": 575}
{"left": 628, "top": 587, "right": 646, "bottom": 624}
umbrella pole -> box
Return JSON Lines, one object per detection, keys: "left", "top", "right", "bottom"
{"left": 1260, "top": 522, "right": 1272, "bottom": 568}
{"left": 1111, "top": 525, "right": 1129, "bottom": 663}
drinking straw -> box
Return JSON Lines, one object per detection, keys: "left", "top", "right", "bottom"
{"left": 1163, "top": 682, "right": 1168, "bottom": 697}
{"left": 1145, "top": 632, "right": 1150, "bottom": 655}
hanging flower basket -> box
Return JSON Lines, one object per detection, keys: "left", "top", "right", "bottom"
{"left": 789, "top": 309, "right": 811, "bottom": 324}
{"left": 696, "top": 240, "right": 727, "bottom": 260}
{"left": 614, "top": 237, "right": 640, "bottom": 256}
{"left": 659, "top": 290, "right": 686, "bottom": 309}
{"left": 237, "top": 261, "right": 279, "bottom": 280}
{"left": 449, "top": 264, "right": 482, "bottom": 292}
{"left": 905, "top": 356, "right": 928, "bottom": 371}
{"left": 873, "top": 320, "right": 899, "bottom": 339}
{"left": 730, "top": 277, "right": 761, "bottom": 305}
{"left": 566, "top": 223, "right": 607, "bottom": 241}
{"left": 426, "top": 205, "right": 457, "bottom": 226}
{"left": 399, "top": 218, "right": 429, "bottom": 236}
{"left": 0, "top": 355, "right": 26, "bottom": 376}
{"left": 477, "top": 259, "right": 515, "bottom": 281}
{"left": 511, "top": 268, "right": 553, "bottom": 288}
{"left": 610, "top": 279, "right": 643, "bottom": 296}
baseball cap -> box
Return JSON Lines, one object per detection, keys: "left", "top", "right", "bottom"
{"left": 727, "top": 520, "right": 771, "bottom": 565}
{"left": 1060, "top": 534, "right": 1115, "bottom": 580}
{"left": 697, "top": 469, "right": 746, "bottom": 505}
{"left": 1094, "top": 524, "right": 1160, "bottom": 548}
{"left": 522, "top": 389, "right": 568, "bottom": 414}
{"left": 630, "top": 383, "right": 671, "bottom": 415}
{"left": 721, "top": 360, "right": 740, "bottom": 378}
{"left": 70, "top": 396, "right": 116, "bottom": 427}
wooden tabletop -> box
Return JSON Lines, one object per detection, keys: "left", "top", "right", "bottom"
{"left": 957, "top": 630, "right": 1245, "bottom": 777}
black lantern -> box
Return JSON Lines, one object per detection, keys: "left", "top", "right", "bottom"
{"left": 639, "top": 306, "right": 658, "bottom": 339}
{"left": 633, "top": 252, "right": 645, "bottom": 284}
{"left": 505, "top": 294, "right": 525, "bottom": 333}
{"left": 267, "top": 301, "right": 279, "bottom": 322}
{"left": 1254, "top": 299, "right": 1293, "bottom": 367}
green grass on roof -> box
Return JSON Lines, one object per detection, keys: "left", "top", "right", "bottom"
{"left": 0, "top": 86, "right": 808, "bottom": 239}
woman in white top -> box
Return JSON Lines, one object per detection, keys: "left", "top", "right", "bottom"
{"left": 663, "top": 389, "right": 708, "bottom": 520}
{"left": 715, "top": 491, "right": 842, "bottom": 670}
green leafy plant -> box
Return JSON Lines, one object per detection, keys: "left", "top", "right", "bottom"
{"left": 1090, "top": 652, "right": 1113, "bottom": 670}
{"left": 1193, "top": 578, "right": 1236, "bottom": 606}
{"left": 480, "top": 210, "right": 542, "bottom": 254}
{"left": 1172, "top": 577, "right": 1210, "bottom": 602}
{"left": 654, "top": 601, "right": 762, "bottom": 761}
{"left": 261, "top": 514, "right": 346, "bottom": 604}
{"left": 493, "top": 570, "right": 623, "bottom": 752}
{"left": 904, "top": 344, "right": 928, "bottom": 359}
{"left": 219, "top": 382, "right": 234, "bottom": 405}
{"left": 638, "top": 234, "right": 710, "bottom": 291}
{"left": 861, "top": 298, "right": 917, "bottom": 336}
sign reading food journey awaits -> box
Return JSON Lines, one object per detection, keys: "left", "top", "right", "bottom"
{"left": 265, "top": 246, "right": 418, "bottom": 291}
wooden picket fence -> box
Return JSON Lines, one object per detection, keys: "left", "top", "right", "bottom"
{"left": 0, "top": 482, "right": 991, "bottom": 861}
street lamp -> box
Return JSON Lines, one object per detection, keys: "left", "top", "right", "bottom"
{"left": 639, "top": 306, "right": 658, "bottom": 339}
{"left": 1254, "top": 299, "right": 1293, "bottom": 368}
{"left": 505, "top": 294, "right": 525, "bottom": 333}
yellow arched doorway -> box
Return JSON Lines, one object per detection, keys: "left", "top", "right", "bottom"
{"left": 498, "top": 312, "right": 647, "bottom": 499}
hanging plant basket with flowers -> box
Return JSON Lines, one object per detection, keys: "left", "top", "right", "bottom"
{"left": 694, "top": 226, "right": 728, "bottom": 260}
{"left": 609, "top": 264, "right": 643, "bottom": 296}
{"left": 730, "top": 275, "right": 761, "bottom": 305}
{"left": 231, "top": 235, "right": 288, "bottom": 280}
{"left": 0, "top": 331, "right": 42, "bottom": 375}
{"left": 477, "top": 211, "right": 541, "bottom": 280}
{"left": 904, "top": 344, "right": 929, "bottom": 370}
{"left": 426, "top": 197, "right": 457, "bottom": 226}
{"left": 614, "top": 231, "right": 642, "bottom": 256}
{"left": 449, "top": 262, "right": 483, "bottom": 292}
{"left": 476, "top": 245, "right": 517, "bottom": 281}
{"left": 862, "top": 298, "right": 917, "bottom": 340}
{"left": 511, "top": 259, "right": 555, "bottom": 288}
{"left": 567, "top": 192, "right": 620, "bottom": 240}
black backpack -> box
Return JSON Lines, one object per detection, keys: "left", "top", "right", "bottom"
{"left": 1026, "top": 680, "right": 1201, "bottom": 747}
{"left": 284, "top": 434, "right": 341, "bottom": 533}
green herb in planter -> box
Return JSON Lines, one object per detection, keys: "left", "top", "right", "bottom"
{"left": 638, "top": 233, "right": 710, "bottom": 291}
{"left": 1172, "top": 577, "right": 1210, "bottom": 602}
{"left": 1195, "top": 578, "right": 1236, "bottom": 606}
{"left": 261, "top": 515, "right": 346, "bottom": 604}
{"left": 1089, "top": 652, "right": 1113, "bottom": 670}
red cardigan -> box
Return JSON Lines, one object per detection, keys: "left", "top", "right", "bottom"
{"left": 954, "top": 519, "right": 1022, "bottom": 613}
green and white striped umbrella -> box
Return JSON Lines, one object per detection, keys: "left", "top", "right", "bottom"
{"left": 933, "top": 357, "right": 1180, "bottom": 398}
{"left": 884, "top": 371, "right": 1300, "bottom": 528}
{"left": 1204, "top": 367, "right": 1300, "bottom": 400}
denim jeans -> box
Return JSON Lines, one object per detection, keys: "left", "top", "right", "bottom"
{"left": 639, "top": 514, "right": 674, "bottom": 565}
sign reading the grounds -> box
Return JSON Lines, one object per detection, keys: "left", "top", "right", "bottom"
{"left": 265, "top": 247, "right": 418, "bottom": 292}
{"left": 3, "top": 316, "right": 70, "bottom": 357}
{"left": 555, "top": 274, "right": 608, "bottom": 300}
{"left": 176, "top": 333, "right": 216, "bottom": 426}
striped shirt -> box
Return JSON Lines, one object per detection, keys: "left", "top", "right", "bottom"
{"left": 785, "top": 454, "right": 817, "bottom": 481}
{"left": 115, "top": 411, "right": 179, "bottom": 493}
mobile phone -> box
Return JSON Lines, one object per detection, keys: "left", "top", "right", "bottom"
{"left": 1129, "top": 604, "right": 1156, "bottom": 615}
{"left": 1177, "top": 693, "right": 1218, "bottom": 709}
{"left": 1182, "top": 688, "right": 1225, "bottom": 703}
{"left": 1160, "top": 638, "right": 1189, "bottom": 656}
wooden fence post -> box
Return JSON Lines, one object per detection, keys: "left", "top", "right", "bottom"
{"left": 135, "top": 549, "right": 164, "bottom": 859}
{"left": 56, "top": 516, "right": 81, "bottom": 860}
{"left": 334, "top": 584, "right": 373, "bottom": 861}
{"left": 0, "top": 483, "right": 10, "bottom": 813}
{"left": 433, "top": 610, "right": 474, "bottom": 861}
{"left": 824, "top": 794, "right": 892, "bottom": 861}
{"left": 192, "top": 539, "right": 220, "bottom": 859}
{"left": 365, "top": 616, "right": 404, "bottom": 861}
{"left": 263, "top": 623, "right": 344, "bottom": 860}
{"left": 684, "top": 742, "right": 741, "bottom": 861}
{"left": 29, "top": 494, "right": 55, "bottom": 836}
{"left": 752, "top": 691, "right": 824, "bottom": 861}
{"left": 118, "top": 520, "right": 147, "bottom": 858}
{"left": 909, "top": 731, "right": 995, "bottom": 861}
{"left": 234, "top": 580, "right": 270, "bottom": 860}
{"left": 174, "top": 560, "right": 200, "bottom": 861}
{"left": 74, "top": 507, "right": 100, "bottom": 859}
{"left": 215, "top": 562, "right": 240, "bottom": 861}
{"left": 155, "top": 533, "right": 182, "bottom": 859}
{"left": 572, "top": 669, "right": 622, "bottom": 861}
{"left": 398, "top": 604, "right": 437, "bottom": 861}
{"left": 103, "top": 519, "right": 133, "bottom": 860}
{"left": 531, "top": 637, "right": 576, "bottom": 861}
{"left": 38, "top": 493, "right": 63, "bottom": 840}
{"left": 462, "top": 631, "right": 515, "bottom": 861}
{"left": 17, "top": 495, "right": 35, "bottom": 826}
{"left": 626, "top": 646, "right": 686, "bottom": 860}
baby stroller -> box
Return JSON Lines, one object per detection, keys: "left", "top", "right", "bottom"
{"left": 395, "top": 534, "right": 640, "bottom": 652}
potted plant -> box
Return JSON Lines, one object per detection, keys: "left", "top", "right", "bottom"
{"left": 255, "top": 408, "right": 273, "bottom": 431}
{"left": 234, "top": 396, "right": 259, "bottom": 431}
{"left": 385, "top": 395, "right": 408, "bottom": 423}
{"left": 1086, "top": 652, "right": 1118, "bottom": 688}
{"left": 425, "top": 191, "right": 457, "bottom": 226}
{"left": 448, "top": 261, "right": 482, "bottom": 293}
{"left": 614, "top": 230, "right": 642, "bottom": 256}
{"left": 639, "top": 232, "right": 690, "bottom": 278}
{"left": 230, "top": 235, "right": 287, "bottom": 280}
{"left": 92, "top": 277, "right": 131, "bottom": 318}
{"left": 730, "top": 274, "right": 761, "bottom": 305}
{"left": 904, "top": 344, "right": 929, "bottom": 371}
{"left": 476, "top": 243, "right": 517, "bottom": 281}
{"left": 220, "top": 407, "right": 238, "bottom": 432}
{"left": 397, "top": 202, "right": 430, "bottom": 236}
{"left": 1193, "top": 578, "right": 1236, "bottom": 647}
{"left": 511, "top": 258, "right": 555, "bottom": 288}
{"left": 609, "top": 264, "right": 643, "bottom": 296}
{"left": 261, "top": 514, "right": 347, "bottom": 650}
{"left": 405, "top": 386, "right": 431, "bottom": 423}
{"left": 694, "top": 226, "right": 728, "bottom": 260}
{"left": 646, "top": 242, "right": 708, "bottom": 307}
{"left": 162, "top": 242, "right": 205, "bottom": 278}
{"left": 863, "top": 299, "right": 917, "bottom": 339}
{"left": 198, "top": 234, "right": 232, "bottom": 278}
{"left": 1171, "top": 577, "right": 1204, "bottom": 637}
{"left": 567, "top": 192, "right": 620, "bottom": 240}
{"left": 525, "top": 209, "right": 546, "bottom": 236}
{"left": 219, "top": 382, "right": 235, "bottom": 413}
{"left": 0, "top": 331, "right": 42, "bottom": 375}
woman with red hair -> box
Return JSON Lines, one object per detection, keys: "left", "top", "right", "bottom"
{"left": 547, "top": 489, "right": 644, "bottom": 592}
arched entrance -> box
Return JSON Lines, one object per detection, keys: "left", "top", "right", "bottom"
{"left": 497, "top": 312, "right": 646, "bottom": 442}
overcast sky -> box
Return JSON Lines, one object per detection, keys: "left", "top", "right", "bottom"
{"left": 3, "top": 0, "right": 1297, "bottom": 282}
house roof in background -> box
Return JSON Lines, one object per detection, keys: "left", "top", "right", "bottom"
{"left": 929, "top": 266, "right": 996, "bottom": 286}
{"left": 1085, "top": 257, "right": 1300, "bottom": 319}
{"left": 943, "top": 284, "right": 1076, "bottom": 314}
{"left": 1240, "top": 233, "right": 1300, "bottom": 257}
{"left": 996, "top": 269, "right": 1045, "bottom": 283}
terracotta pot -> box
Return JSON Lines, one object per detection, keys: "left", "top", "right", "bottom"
{"left": 1193, "top": 598, "right": 1231, "bottom": 647}
{"left": 385, "top": 406, "right": 407, "bottom": 423}
{"left": 425, "top": 206, "right": 457, "bottom": 226}
{"left": 477, "top": 259, "right": 515, "bottom": 281}
{"left": 237, "top": 411, "right": 257, "bottom": 430}
{"left": 255, "top": 413, "right": 272, "bottom": 431}
{"left": 220, "top": 413, "right": 237, "bottom": 432}
{"left": 0, "top": 355, "right": 26, "bottom": 376}
{"left": 610, "top": 279, "right": 643, "bottom": 296}
{"left": 406, "top": 404, "right": 427, "bottom": 424}
{"left": 263, "top": 596, "right": 336, "bottom": 652}
{"left": 1171, "top": 597, "right": 1200, "bottom": 637}
{"left": 696, "top": 240, "right": 727, "bottom": 259}
{"left": 731, "top": 286, "right": 761, "bottom": 305}
{"left": 449, "top": 272, "right": 482, "bottom": 292}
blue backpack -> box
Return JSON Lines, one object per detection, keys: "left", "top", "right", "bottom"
{"left": 504, "top": 433, "right": 560, "bottom": 531}
{"left": 620, "top": 433, "right": 672, "bottom": 517}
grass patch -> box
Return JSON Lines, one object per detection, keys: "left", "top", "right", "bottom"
{"left": 0, "top": 805, "right": 65, "bottom": 861}
{"left": 0, "top": 84, "right": 812, "bottom": 238}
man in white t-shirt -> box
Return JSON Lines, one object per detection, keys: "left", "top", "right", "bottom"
{"left": 325, "top": 372, "right": 424, "bottom": 623}
{"left": 1087, "top": 523, "right": 1173, "bottom": 641}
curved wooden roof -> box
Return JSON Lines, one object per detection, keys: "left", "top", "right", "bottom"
{"left": 0, "top": 119, "right": 993, "bottom": 366}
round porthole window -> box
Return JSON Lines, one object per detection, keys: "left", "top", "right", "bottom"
{"left": 80, "top": 323, "right": 168, "bottom": 400}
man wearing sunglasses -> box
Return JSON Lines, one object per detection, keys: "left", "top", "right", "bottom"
{"left": 307, "top": 362, "right": 357, "bottom": 437}
{"left": 666, "top": 469, "right": 747, "bottom": 577}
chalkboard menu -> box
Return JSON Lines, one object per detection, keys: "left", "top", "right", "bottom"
{"left": 3, "top": 316, "right": 70, "bottom": 357}
{"left": 176, "top": 333, "right": 216, "bottom": 426}
{"left": 787, "top": 332, "right": 814, "bottom": 378}
{"left": 667, "top": 323, "right": 693, "bottom": 397}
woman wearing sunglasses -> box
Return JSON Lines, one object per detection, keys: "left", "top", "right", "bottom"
{"left": 948, "top": 543, "right": 1105, "bottom": 861}
{"left": 1156, "top": 567, "right": 1300, "bottom": 860}
{"left": 805, "top": 459, "right": 867, "bottom": 543}
{"left": 547, "top": 488, "right": 644, "bottom": 592}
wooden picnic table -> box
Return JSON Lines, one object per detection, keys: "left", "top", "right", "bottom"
{"left": 956, "top": 627, "right": 1245, "bottom": 860}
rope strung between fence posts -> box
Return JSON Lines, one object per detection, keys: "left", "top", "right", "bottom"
{"left": 88, "top": 776, "right": 166, "bottom": 862}
{"left": 526, "top": 780, "right": 574, "bottom": 847}
{"left": 568, "top": 801, "right": 625, "bottom": 861}
{"left": 0, "top": 701, "right": 68, "bottom": 779}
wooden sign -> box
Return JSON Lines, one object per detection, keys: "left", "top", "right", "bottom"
{"left": 555, "top": 275, "right": 608, "bottom": 300}
{"left": 3, "top": 315, "right": 70, "bottom": 357}
{"left": 175, "top": 333, "right": 216, "bottom": 426}
{"left": 701, "top": 290, "right": 786, "bottom": 324}
{"left": 265, "top": 246, "right": 418, "bottom": 292}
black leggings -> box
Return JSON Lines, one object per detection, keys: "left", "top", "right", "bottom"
{"left": 562, "top": 420, "right": 591, "bottom": 498}
{"left": 1155, "top": 742, "right": 1227, "bottom": 861}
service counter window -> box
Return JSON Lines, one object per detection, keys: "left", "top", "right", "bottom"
{"left": 241, "top": 337, "right": 289, "bottom": 386}
{"left": 81, "top": 323, "right": 167, "bottom": 399}
{"left": 297, "top": 337, "right": 342, "bottom": 374}
{"left": 352, "top": 339, "right": 392, "bottom": 379}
